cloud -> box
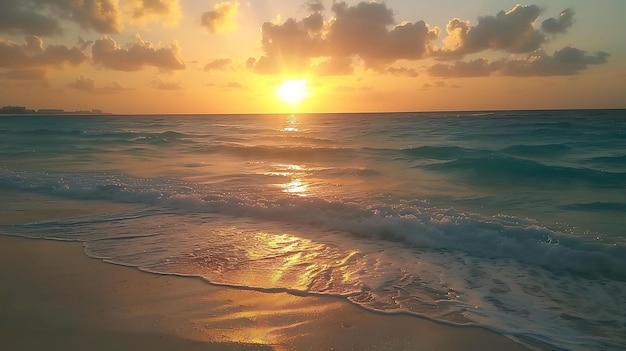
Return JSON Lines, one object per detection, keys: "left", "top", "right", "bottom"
{"left": 248, "top": 12, "right": 326, "bottom": 74}
{"left": 416, "top": 4, "right": 586, "bottom": 60}
{"left": 205, "top": 81, "right": 247, "bottom": 90}
{"left": 541, "top": 8, "right": 575, "bottom": 34}
{"left": 440, "top": 5, "right": 545, "bottom": 56}
{"left": 201, "top": 1, "right": 239, "bottom": 33}
{"left": 421, "top": 81, "right": 461, "bottom": 90}
{"left": 327, "top": 1, "right": 395, "bottom": 61}
{"left": 422, "top": 81, "right": 440, "bottom": 89}
{"left": 51, "top": 0, "right": 122, "bottom": 33}
{"left": 98, "top": 80, "right": 129, "bottom": 93}
{"left": 247, "top": 2, "right": 605, "bottom": 80}
{"left": 0, "top": 0, "right": 62, "bottom": 36}
{"left": 498, "top": 47, "right": 609, "bottom": 76}
{"left": 151, "top": 78, "right": 181, "bottom": 90}
{"left": 67, "top": 75, "right": 95, "bottom": 91}
{"left": 305, "top": 0, "right": 324, "bottom": 13}
{"left": 329, "top": 2, "right": 439, "bottom": 66}
{"left": 248, "top": 1, "right": 438, "bottom": 75}
{"left": 0, "top": 36, "right": 87, "bottom": 69}
{"left": 92, "top": 35, "right": 185, "bottom": 71}
{"left": 66, "top": 79, "right": 131, "bottom": 93}
{"left": 0, "top": 0, "right": 183, "bottom": 36}
{"left": 77, "top": 36, "right": 94, "bottom": 51}
{"left": 428, "top": 47, "right": 609, "bottom": 77}
{"left": 428, "top": 58, "right": 494, "bottom": 77}
{"left": 204, "top": 58, "right": 232, "bottom": 72}
{"left": 386, "top": 66, "right": 419, "bottom": 77}
{"left": 125, "top": 0, "right": 181, "bottom": 27}
{"left": 311, "top": 56, "right": 354, "bottom": 76}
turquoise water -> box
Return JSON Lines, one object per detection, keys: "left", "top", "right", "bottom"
{"left": 1, "top": 110, "right": 625, "bottom": 350}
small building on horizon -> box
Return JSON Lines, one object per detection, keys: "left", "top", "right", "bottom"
{"left": 1, "top": 106, "right": 36, "bottom": 114}
{"left": 37, "top": 109, "right": 65, "bottom": 114}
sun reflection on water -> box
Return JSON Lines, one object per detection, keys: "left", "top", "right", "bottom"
{"left": 283, "top": 178, "right": 308, "bottom": 196}
{"left": 239, "top": 231, "right": 364, "bottom": 294}
{"left": 281, "top": 113, "right": 300, "bottom": 132}
{"left": 264, "top": 163, "right": 312, "bottom": 197}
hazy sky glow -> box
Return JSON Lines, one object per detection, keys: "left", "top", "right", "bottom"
{"left": 1, "top": 0, "right": 624, "bottom": 114}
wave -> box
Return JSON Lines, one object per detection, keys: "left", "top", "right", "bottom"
{"left": 170, "top": 195, "right": 626, "bottom": 281}
{"left": 0, "top": 127, "right": 194, "bottom": 146}
{"left": 583, "top": 155, "right": 626, "bottom": 166}
{"left": 387, "top": 144, "right": 572, "bottom": 163}
{"left": 0, "top": 169, "right": 168, "bottom": 204}
{"left": 129, "top": 130, "right": 192, "bottom": 145}
{"left": 3, "top": 172, "right": 625, "bottom": 351}
{"left": 422, "top": 156, "right": 626, "bottom": 188}
{"left": 197, "top": 144, "right": 357, "bottom": 162}
{"left": 315, "top": 167, "right": 382, "bottom": 177}
{"left": 560, "top": 202, "right": 626, "bottom": 212}
{"left": 500, "top": 143, "right": 573, "bottom": 157}
{"left": 400, "top": 145, "right": 483, "bottom": 160}
{"left": 2, "top": 168, "right": 624, "bottom": 282}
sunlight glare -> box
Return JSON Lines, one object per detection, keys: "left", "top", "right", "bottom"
{"left": 276, "top": 80, "right": 309, "bottom": 107}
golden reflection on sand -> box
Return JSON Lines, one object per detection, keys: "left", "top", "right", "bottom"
{"left": 196, "top": 289, "right": 343, "bottom": 349}
{"left": 244, "top": 232, "right": 327, "bottom": 288}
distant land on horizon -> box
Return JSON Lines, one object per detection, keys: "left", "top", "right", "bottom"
{"left": 2, "top": 105, "right": 624, "bottom": 117}
{"left": 0, "top": 105, "right": 108, "bottom": 115}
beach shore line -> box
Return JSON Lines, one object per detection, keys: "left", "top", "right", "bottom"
{"left": 0, "top": 234, "right": 533, "bottom": 351}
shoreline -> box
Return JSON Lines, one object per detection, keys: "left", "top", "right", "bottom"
{"left": 0, "top": 234, "right": 532, "bottom": 351}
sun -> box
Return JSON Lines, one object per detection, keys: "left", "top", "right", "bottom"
{"left": 276, "top": 80, "right": 309, "bottom": 107}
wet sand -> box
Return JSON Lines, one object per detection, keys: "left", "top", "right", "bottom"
{"left": 0, "top": 234, "right": 532, "bottom": 351}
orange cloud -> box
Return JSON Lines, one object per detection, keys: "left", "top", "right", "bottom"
{"left": 53, "top": 0, "right": 122, "bottom": 34}
{"left": 439, "top": 5, "right": 544, "bottom": 56}
{"left": 66, "top": 75, "right": 95, "bottom": 91}
{"left": 0, "top": 0, "right": 183, "bottom": 36}
{"left": 0, "top": 36, "right": 87, "bottom": 71}
{"left": 92, "top": 35, "right": 185, "bottom": 71}
{"left": 201, "top": 1, "right": 239, "bottom": 33}
{"left": 386, "top": 66, "right": 419, "bottom": 78}
{"left": 66, "top": 78, "right": 132, "bottom": 93}
{"left": 248, "top": 2, "right": 606, "bottom": 80}
{"left": 204, "top": 58, "right": 232, "bottom": 72}
{"left": 126, "top": 0, "right": 181, "bottom": 27}
{"left": 248, "top": 1, "right": 438, "bottom": 75}
{"left": 498, "top": 47, "right": 609, "bottom": 76}
{"left": 328, "top": 2, "right": 438, "bottom": 66}
{"left": 304, "top": 0, "right": 324, "bottom": 13}
{"left": 428, "top": 59, "right": 494, "bottom": 77}
{"left": 428, "top": 47, "right": 609, "bottom": 77}
{"left": 98, "top": 81, "right": 130, "bottom": 93}
{"left": 438, "top": 6, "right": 579, "bottom": 59}
{"left": 151, "top": 77, "right": 181, "bottom": 90}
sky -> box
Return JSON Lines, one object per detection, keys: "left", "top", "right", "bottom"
{"left": 0, "top": 0, "right": 625, "bottom": 114}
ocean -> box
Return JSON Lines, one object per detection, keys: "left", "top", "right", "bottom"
{"left": 1, "top": 110, "right": 624, "bottom": 350}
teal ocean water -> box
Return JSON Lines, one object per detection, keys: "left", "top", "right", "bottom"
{"left": 1, "top": 110, "right": 625, "bottom": 350}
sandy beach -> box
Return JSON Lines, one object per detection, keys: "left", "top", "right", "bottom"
{"left": 0, "top": 234, "right": 532, "bottom": 351}
{"left": 0, "top": 190, "right": 533, "bottom": 350}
